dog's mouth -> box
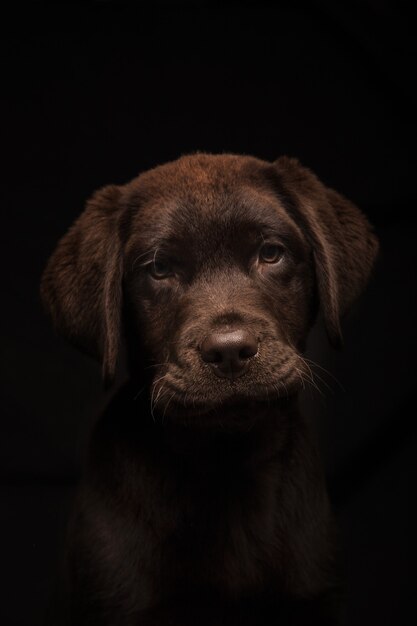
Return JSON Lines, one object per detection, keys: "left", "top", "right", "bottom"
{"left": 145, "top": 348, "right": 308, "bottom": 426}
{"left": 149, "top": 370, "right": 303, "bottom": 424}
{"left": 149, "top": 391, "right": 297, "bottom": 434}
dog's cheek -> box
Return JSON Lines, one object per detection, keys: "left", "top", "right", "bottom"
{"left": 262, "top": 263, "right": 315, "bottom": 348}
{"left": 125, "top": 278, "right": 182, "bottom": 363}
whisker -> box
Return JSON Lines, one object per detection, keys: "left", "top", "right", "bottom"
{"left": 302, "top": 356, "right": 345, "bottom": 392}
{"left": 150, "top": 375, "right": 169, "bottom": 421}
{"left": 151, "top": 382, "right": 168, "bottom": 422}
{"left": 152, "top": 374, "right": 170, "bottom": 387}
{"left": 298, "top": 356, "right": 332, "bottom": 396}
{"left": 272, "top": 379, "right": 288, "bottom": 403}
{"left": 303, "top": 368, "right": 325, "bottom": 396}
{"left": 133, "top": 386, "right": 146, "bottom": 401}
{"left": 162, "top": 392, "right": 176, "bottom": 424}
{"left": 296, "top": 364, "right": 327, "bottom": 402}
{"left": 280, "top": 377, "right": 289, "bottom": 399}
{"left": 294, "top": 367, "right": 306, "bottom": 392}
{"left": 144, "top": 363, "right": 170, "bottom": 371}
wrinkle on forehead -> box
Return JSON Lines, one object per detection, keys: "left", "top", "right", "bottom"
{"left": 235, "top": 186, "right": 307, "bottom": 247}
{"left": 127, "top": 180, "right": 308, "bottom": 260}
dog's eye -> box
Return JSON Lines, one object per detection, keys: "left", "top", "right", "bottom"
{"left": 149, "top": 259, "right": 173, "bottom": 279}
{"left": 258, "top": 243, "right": 284, "bottom": 264}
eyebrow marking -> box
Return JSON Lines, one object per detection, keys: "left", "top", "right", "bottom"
{"left": 238, "top": 186, "right": 307, "bottom": 248}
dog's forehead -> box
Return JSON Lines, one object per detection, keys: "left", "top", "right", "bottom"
{"left": 132, "top": 188, "right": 298, "bottom": 258}
{"left": 126, "top": 156, "right": 303, "bottom": 254}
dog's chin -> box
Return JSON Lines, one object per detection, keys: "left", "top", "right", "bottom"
{"left": 153, "top": 381, "right": 301, "bottom": 430}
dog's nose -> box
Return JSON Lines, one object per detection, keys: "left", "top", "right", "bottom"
{"left": 200, "top": 330, "right": 258, "bottom": 379}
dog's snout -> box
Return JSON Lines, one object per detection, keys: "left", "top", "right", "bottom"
{"left": 200, "top": 330, "right": 258, "bottom": 379}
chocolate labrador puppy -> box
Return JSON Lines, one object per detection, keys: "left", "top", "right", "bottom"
{"left": 41, "top": 154, "right": 378, "bottom": 625}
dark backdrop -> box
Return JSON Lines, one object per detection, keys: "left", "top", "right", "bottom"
{"left": 1, "top": 2, "right": 416, "bottom": 625}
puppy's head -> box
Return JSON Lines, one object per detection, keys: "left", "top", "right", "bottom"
{"left": 41, "top": 154, "right": 378, "bottom": 424}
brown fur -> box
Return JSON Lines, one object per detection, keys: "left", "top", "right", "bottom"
{"left": 41, "top": 153, "right": 378, "bottom": 625}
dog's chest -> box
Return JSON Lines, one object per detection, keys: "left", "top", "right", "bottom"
{"left": 147, "top": 449, "right": 283, "bottom": 594}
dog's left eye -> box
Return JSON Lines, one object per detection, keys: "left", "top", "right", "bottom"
{"left": 258, "top": 243, "right": 285, "bottom": 264}
{"left": 149, "top": 259, "right": 173, "bottom": 279}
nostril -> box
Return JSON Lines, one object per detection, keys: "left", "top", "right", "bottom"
{"left": 239, "top": 343, "right": 258, "bottom": 360}
{"left": 204, "top": 349, "right": 223, "bottom": 364}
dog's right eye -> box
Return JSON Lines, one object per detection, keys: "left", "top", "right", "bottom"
{"left": 148, "top": 259, "right": 173, "bottom": 280}
{"left": 258, "top": 243, "right": 285, "bottom": 264}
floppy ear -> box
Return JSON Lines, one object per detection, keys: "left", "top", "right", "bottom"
{"left": 40, "top": 185, "right": 124, "bottom": 384}
{"left": 272, "top": 156, "right": 379, "bottom": 347}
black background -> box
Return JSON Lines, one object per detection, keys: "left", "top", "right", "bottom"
{"left": 1, "top": 2, "right": 416, "bottom": 625}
